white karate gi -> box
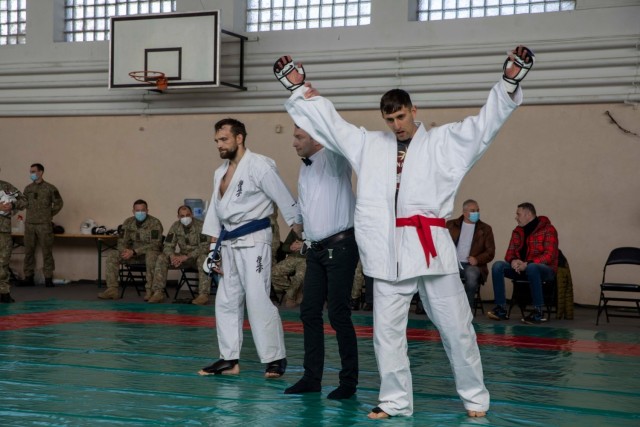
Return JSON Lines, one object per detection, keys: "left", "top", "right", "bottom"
{"left": 203, "top": 149, "right": 297, "bottom": 363}
{"left": 286, "top": 81, "right": 521, "bottom": 415}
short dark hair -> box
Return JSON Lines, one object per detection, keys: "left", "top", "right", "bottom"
{"left": 380, "top": 89, "right": 413, "bottom": 115}
{"left": 517, "top": 202, "right": 537, "bottom": 216}
{"left": 215, "top": 118, "right": 247, "bottom": 144}
{"left": 178, "top": 205, "right": 192, "bottom": 214}
{"left": 30, "top": 163, "right": 44, "bottom": 172}
{"left": 133, "top": 199, "right": 148, "bottom": 209}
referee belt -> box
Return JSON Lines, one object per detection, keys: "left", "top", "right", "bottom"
{"left": 310, "top": 228, "right": 354, "bottom": 251}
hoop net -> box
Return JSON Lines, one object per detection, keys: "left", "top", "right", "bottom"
{"left": 128, "top": 71, "right": 168, "bottom": 91}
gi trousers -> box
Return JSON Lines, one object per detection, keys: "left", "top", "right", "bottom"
{"left": 300, "top": 234, "right": 359, "bottom": 387}
{"left": 215, "top": 242, "right": 285, "bottom": 364}
{"left": 373, "top": 273, "right": 489, "bottom": 416}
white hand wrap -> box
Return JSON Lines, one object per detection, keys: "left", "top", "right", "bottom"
{"left": 274, "top": 56, "right": 305, "bottom": 91}
{"left": 502, "top": 47, "right": 535, "bottom": 93}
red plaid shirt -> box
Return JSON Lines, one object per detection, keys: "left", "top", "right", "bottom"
{"left": 504, "top": 216, "right": 559, "bottom": 272}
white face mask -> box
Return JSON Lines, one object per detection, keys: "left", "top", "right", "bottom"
{"left": 180, "top": 216, "right": 192, "bottom": 226}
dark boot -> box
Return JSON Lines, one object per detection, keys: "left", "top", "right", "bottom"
{"left": 45, "top": 278, "right": 54, "bottom": 288}
{"left": 0, "top": 293, "right": 15, "bottom": 303}
{"left": 18, "top": 276, "right": 35, "bottom": 287}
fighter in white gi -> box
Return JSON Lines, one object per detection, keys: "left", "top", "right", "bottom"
{"left": 199, "top": 118, "right": 298, "bottom": 379}
{"left": 274, "top": 46, "right": 534, "bottom": 418}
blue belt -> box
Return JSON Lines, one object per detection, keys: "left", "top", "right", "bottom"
{"left": 210, "top": 217, "right": 271, "bottom": 262}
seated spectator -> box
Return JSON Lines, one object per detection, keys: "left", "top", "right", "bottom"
{"left": 98, "top": 199, "right": 163, "bottom": 300}
{"left": 488, "top": 202, "right": 558, "bottom": 324}
{"left": 351, "top": 260, "right": 373, "bottom": 311}
{"left": 446, "top": 199, "right": 495, "bottom": 309}
{"left": 148, "top": 205, "right": 210, "bottom": 305}
{"left": 271, "top": 229, "right": 306, "bottom": 308}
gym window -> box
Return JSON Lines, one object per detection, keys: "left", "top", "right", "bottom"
{"left": 246, "top": 0, "right": 371, "bottom": 32}
{"left": 64, "top": 0, "right": 176, "bottom": 42}
{"left": 417, "top": 0, "right": 576, "bottom": 21}
{"left": 0, "top": 0, "right": 26, "bottom": 45}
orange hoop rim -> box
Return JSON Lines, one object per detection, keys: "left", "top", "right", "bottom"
{"left": 128, "top": 70, "right": 168, "bottom": 90}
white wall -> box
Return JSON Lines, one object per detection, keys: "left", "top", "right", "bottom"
{"left": 0, "top": 0, "right": 637, "bottom": 115}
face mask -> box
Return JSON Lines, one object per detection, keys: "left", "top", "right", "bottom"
{"left": 30, "top": 173, "right": 38, "bottom": 182}
{"left": 134, "top": 211, "right": 147, "bottom": 222}
{"left": 180, "top": 217, "right": 192, "bottom": 226}
{"left": 469, "top": 212, "right": 480, "bottom": 223}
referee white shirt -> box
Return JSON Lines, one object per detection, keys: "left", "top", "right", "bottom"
{"left": 296, "top": 148, "right": 355, "bottom": 242}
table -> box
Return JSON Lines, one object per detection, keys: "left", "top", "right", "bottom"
{"left": 11, "top": 233, "right": 118, "bottom": 286}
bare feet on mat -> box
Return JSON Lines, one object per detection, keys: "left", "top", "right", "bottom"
{"left": 367, "top": 407, "right": 390, "bottom": 419}
{"left": 467, "top": 410, "right": 487, "bottom": 417}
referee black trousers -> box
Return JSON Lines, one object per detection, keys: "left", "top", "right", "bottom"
{"left": 300, "top": 234, "right": 359, "bottom": 387}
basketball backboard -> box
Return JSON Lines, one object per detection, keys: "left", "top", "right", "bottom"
{"left": 109, "top": 11, "right": 220, "bottom": 90}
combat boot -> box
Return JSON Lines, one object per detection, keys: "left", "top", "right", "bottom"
{"left": 19, "top": 275, "right": 35, "bottom": 287}
{"left": 192, "top": 294, "right": 209, "bottom": 305}
{"left": 147, "top": 291, "right": 165, "bottom": 303}
{"left": 0, "top": 293, "right": 15, "bottom": 303}
{"left": 144, "top": 289, "right": 152, "bottom": 301}
{"left": 98, "top": 287, "right": 121, "bottom": 300}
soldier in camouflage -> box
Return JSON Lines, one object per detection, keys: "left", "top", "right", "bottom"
{"left": 148, "top": 205, "right": 211, "bottom": 304}
{"left": 23, "top": 163, "right": 64, "bottom": 287}
{"left": 98, "top": 199, "right": 163, "bottom": 300}
{"left": 1, "top": 171, "right": 28, "bottom": 303}
{"left": 271, "top": 229, "right": 306, "bottom": 308}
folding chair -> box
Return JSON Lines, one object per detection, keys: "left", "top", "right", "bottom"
{"left": 473, "top": 279, "right": 485, "bottom": 316}
{"left": 596, "top": 247, "right": 640, "bottom": 325}
{"left": 174, "top": 267, "right": 200, "bottom": 300}
{"left": 508, "top": 276, "right": 557, "bottom": 321}
{"left": 119, "top": 262, "right": 148, "bottom": 298}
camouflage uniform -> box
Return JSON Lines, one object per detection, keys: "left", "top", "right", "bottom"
{"left": 0, "top": 180, "right": 27, "bottom": 297}
{"left": 152, "top": 218, "right": 210, "bottom": 295}
{"left": 104, "top": 215, "right": 163, "bottom": 292}
{"left": 23, "top": 180, "right": 63, "bottom": 281}
{"left": 271, "top": 229, "right": 306, "bottom": 303}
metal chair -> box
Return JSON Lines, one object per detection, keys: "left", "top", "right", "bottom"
{"left": 119, "top": 263, "right": 148, "bottom": 298}
{"left": 596, "top": 247, "right": 640, "bottom": 325}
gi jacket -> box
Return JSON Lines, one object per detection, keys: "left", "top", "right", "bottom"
{"left": 286, "top": 81, "right": 521, "bottom": 281}
{"left": 203, "top": 150, "right": 297, "bottom": 248}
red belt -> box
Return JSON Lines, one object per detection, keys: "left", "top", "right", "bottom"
{"left": 395, "top": 216, "right": 446, "bottom": 267}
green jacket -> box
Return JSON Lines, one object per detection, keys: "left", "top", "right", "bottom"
{"left": 0, "top": 180, "right": 27, "bottom": 233}
{"left": 24, "top": 180, "right": 63, "bottom": 224}
{"left": 117, "top": 215, "right": 164, "bottom": 255}
{"left": 163, "top": 218, "right": 209, "bottom": 259}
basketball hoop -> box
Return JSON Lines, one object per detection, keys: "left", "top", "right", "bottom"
{"left": 128, "top": 70, "right": 168, "bottom": 91}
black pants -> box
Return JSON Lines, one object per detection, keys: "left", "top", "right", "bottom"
{"left": 300, "top": 234, "right": 359, "bottom": 387}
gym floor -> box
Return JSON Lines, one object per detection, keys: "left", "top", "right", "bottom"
{"left": 1, "top": 282, "right": 639, "bottom": 426}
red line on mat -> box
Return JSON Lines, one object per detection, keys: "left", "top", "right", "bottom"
{"left": 1, "top": 309, "right": 638, "bottom": 357}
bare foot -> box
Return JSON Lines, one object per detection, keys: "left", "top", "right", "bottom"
{"left": 197, "top": 363, "right": 240, "bottom": 376}
{"left": 264, "top": 371, "right": 283, "bottom": 379}
{"left": 367, "top": 407, "right": 390, "bottom": 419}
{"left": 467, "top": 410, "right": 487, "bottom": 417}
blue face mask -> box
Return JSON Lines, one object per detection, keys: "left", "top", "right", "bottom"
{"left": 134, "top": 211, "right": 147, "bottom": 222}
{"left": 30, "top": 173, "right": 38, "bottom": 182}
{"left": 469, "top": 212, "right": 480, "bottom": 223}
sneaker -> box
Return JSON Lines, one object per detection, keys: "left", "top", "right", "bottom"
{"left": 487, "top": 306, "right": 509, "bottom": 321}
{"left": 522, "top": 309, "right": 547, "bottom": 325}
{"left": 147, "top": 291, "right": 165, "bottom": 303}
{"left": 192, "top": 294, "right": 209, "bottom": 305}
{"left": 98, "top": 287, "right": 121, "bottom": 300}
